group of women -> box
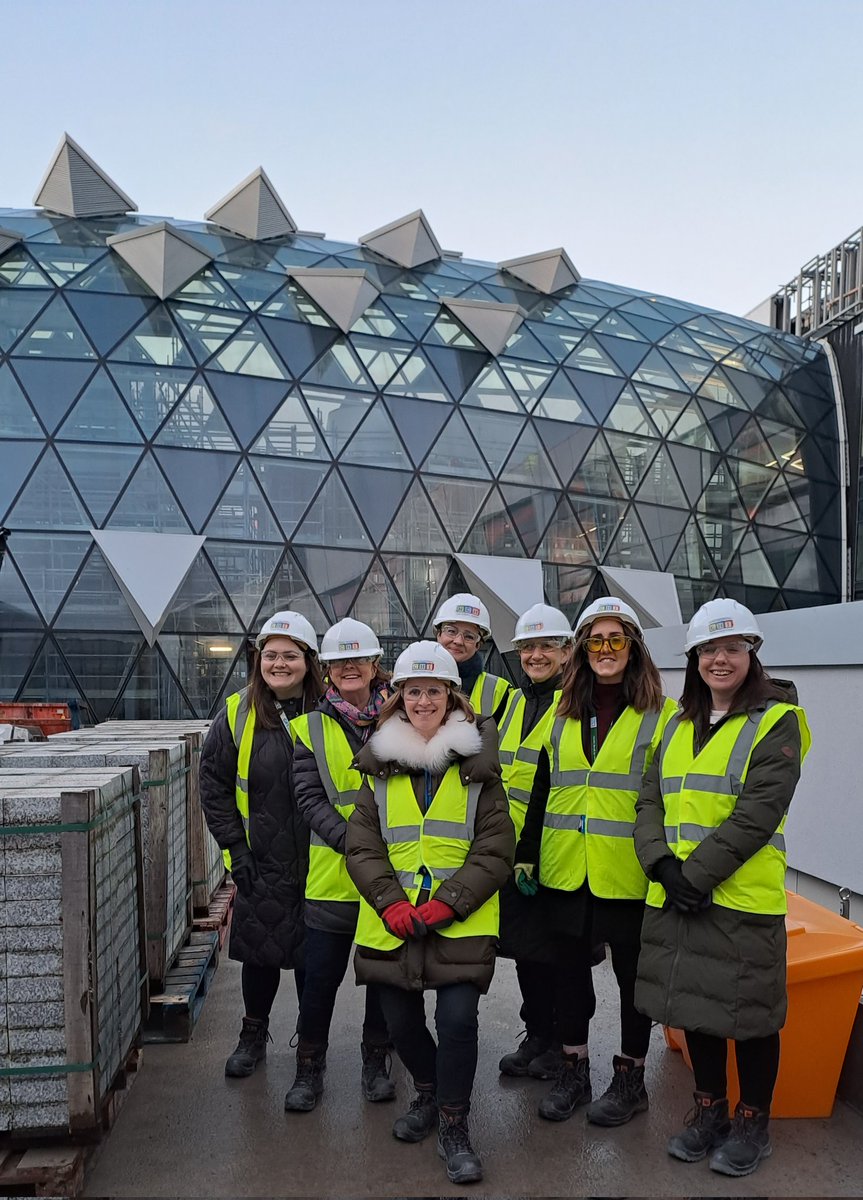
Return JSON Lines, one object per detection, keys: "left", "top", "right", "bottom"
{"left": 200, "top": 588, "right": 809, "bottom": 1186}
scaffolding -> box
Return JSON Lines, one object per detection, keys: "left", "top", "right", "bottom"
{"left": 770, "top": 225, "right": 863, "bottom": 338}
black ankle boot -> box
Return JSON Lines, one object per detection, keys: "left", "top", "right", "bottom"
{"left": 224, "top": 1017, "right": 269, "bottom": 1078}
{"left": 709, "top": 1102, "right": 771, "bottom": 1176}
{"left": 392, "top": 1087, "right": 437, "bottom": 1142}
{"left": 667, "top": 1091, "right": 731, "bottom": 1162}
{"left": 361, "top": 1042, "right": 396, "bottom": 1102}
{"left": 538, "top": 1053, "right": 591, "bottom": 1121}
{"left": 437, "top": 1108, "right": 483, "bottom": 1184}
{"left": 586, "top": 1055, "right": 649, "bottom": 1126}
{"left": 498, "top": 1033, "right": 551, "bottom": 1077}
{"left": 284, "top": 1045, "right": 327, "bottom": 1112}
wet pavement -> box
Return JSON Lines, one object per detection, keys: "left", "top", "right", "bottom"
{"left": 84, "top": 953, "right": 863, "bottom": 1197}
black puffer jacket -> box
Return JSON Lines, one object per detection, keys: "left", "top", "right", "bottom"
{"left": 200, "top": 692, "right": 309, "bottom": 970}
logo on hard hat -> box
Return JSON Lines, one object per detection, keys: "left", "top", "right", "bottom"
{"left": 455, "top": 604, "right": 481, "bottom": 617}
{"left": 597, "top": 604, "right": 621, "bottom": 613}
{"left": 525, "top": 622, "right": 544, "bottom": 631}
{"left": 708, "top": 619, "right": 735, "bottom": 633}
{"left": 411, "top": 661, "right": 435, "bottom": 672}
{"left": 339, "top": 640, "right": 361, "bottom": 651}
{"left": 271, "top": 620, "right": 292, "bottom": 630}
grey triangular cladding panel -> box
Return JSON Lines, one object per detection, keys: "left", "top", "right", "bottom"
{"left": 288, "top": 269, "right": 381, "bottom": 333}
{"left": 499, "top": 248, "right": 580, "bottom": 294}
{"left": 34, "top": 133, "right": 137, "bottom": 218}
{"left": 359, "top": 210, "right": 441, "bottom": 268}
{"left": 106, "top": 224, "right": 213, "bottom": 299}
{"left": 0, "top": 227, "right": 22, "bottom": 256}
{"left": 443, "top": 298, "right": 525, "bottom": 357}
{"left": 91, "top": 529, "right": 205, "bottom": 645}
{"left": 205, "top": 167, "right": 297, "bottom": 239}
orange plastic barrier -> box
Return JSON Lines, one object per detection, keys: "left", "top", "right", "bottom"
{"left": 664, "top": 891, "right": 863, "bottom": 1117}
{"left": 0, "top": 702, "right": 73, "bottom": 737}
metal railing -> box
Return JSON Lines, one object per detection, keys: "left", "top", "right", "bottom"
{"left": 770, "top": 226, "right": 863, "bottom": 338}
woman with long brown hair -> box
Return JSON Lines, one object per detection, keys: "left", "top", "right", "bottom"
{"left": 514, "top": 597, "right": 676, "bottom": 1126}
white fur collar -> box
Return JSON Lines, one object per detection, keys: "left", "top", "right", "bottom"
{"left": 370, "top": 711, "right": 482, "bottom": 772}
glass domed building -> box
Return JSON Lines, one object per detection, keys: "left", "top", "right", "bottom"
{"left": 0, "top": 137, "right": 844, "bottom": 718}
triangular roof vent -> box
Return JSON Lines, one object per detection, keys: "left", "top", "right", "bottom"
{"left": 91, "top": 529, "right": 205, "bottom": 645}
{"left": 442, "top": 297, "right": 525, "bottom": 357}
{"left": 106, "top": 223, "right": 213, "bottom": 300}
{"left": 205, "top": 167, "right": 297, "bottom": 240}
{"left": 359, "top": 209, "right": 441, "bottom": 268}
{"left": 0, "top": 227, "right": 22, "bottom": 256}
{"left": 454, "top": 553, "right": 544, "bottom": 645}
{"left": 598, "top": 565, "right": 682, "bottom": 629}
{"left": 287, "top": 268, "right": 382, "bottom": 333}
{"left": 34, "top": 133, "right": 137, "bottom": 218}
{"left": 499, "top": 247, "right": 580, "bottom": 294}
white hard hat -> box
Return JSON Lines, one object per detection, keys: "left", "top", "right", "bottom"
{"left": 433, "top": 593, "right": 491, "bottom": 638}
{"left": 392, "top": 641, "right": 461, "bottom": 687}
{"left": 319, "top": 618, "right": 382, "bottom": 662}
{"left": 256, "top": 610, "right": 319, "bottom": 654}
{"left": 512, "top": 603, "right": 572, "bottom": 646}
{"left": 684, "top": 599, "right": 763, "bottom": 654}
{"left": 575, "top": 596, "right": 643, "bottom": 638}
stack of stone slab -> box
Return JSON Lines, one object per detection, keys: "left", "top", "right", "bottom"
{"left": 0, "top": 767, "right": 147, "bottom": 1134}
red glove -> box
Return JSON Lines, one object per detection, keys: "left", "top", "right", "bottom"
{"left": 415, "top": 898, "right": 455, "bottom": 931}
{"left": 381, "top": 900, "right": 425, "bottom": 939}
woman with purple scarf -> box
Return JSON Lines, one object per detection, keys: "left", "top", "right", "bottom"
{"left": 285, "top": 618, "right": 394, "bottom": 1113}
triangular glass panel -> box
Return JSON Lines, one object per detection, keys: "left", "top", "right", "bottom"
{"left": 0, "top": 362, "right": 41, "bottom": 435}
{"left": 152, "top": 447, "right": 239, "bottom": 531}
{"left": 9, "top": 358, "right": 95, "bottom": 434}
{"left": 6, "top": 448, "right": 91, "bottom": 530}
{"left": 595, "top": 334, "right": 649, "bottom": 376}
{"left": 633, "top": 503, "right": 689, "bottom": 570}
{"left": 203, "top": 462, "right": 281, "bottom": 542}
{"left": 56, "top": 443, "right": 142, "bottom": 525}
{"left": 203, "top": 541, "right": 282, "bottom": 627}
{"left": 500, "top": 424, "right": 561, "bottom": 489}
{"left": 499, "top": 360, "right": 554, "bottom": 410}
{"left": 53, "top": 633, "right": 144, "bottom": 721}
{"left": 619, "top": 311, "right": 674, "bottom": 343}
{"left": 210, "top": 318, "right": 286, "bottom": 379}
{"left": 0, "top": 441, "right": 44, "bottom": 522}
{"left": 532, "top": 369, "right": 595, "bottom": 424}
{"left": 617, "top": 296, "right": 675, "bottom": 324}
{"left": 799, "top": 433, "right": 837, "bottom": 484}
{"left": 570, "top": 433, "right": 628, "bottom": 498}
{"left": 603, "top": 507, "right": 660, "bottom": 570}
{"left": 114, "top": 644, "right": 196, "bottom": 720}
{"left": 380, "top": 293, "right": 440, "bottom": 340}
{"left": 108, "top": 363, "right": 195, "bottom": 438}
{"left": 534, "top": 419, "right": 595, "bottom": 488}
{"left": 698, "top": 517, "right": 749, "bottom": 577}
{"left": 339, "top": 465, "right": 412, "bottom": 543}
{"left": 666, "top": 518, "right": 718, "bottom": 584}
{"left": 758, "top": 418, "right": 805, "bottom": 471}
{"left": 250, "top": 389, "right": 329, "bottom": 460}
{"left": 352, "top": 339, "right": 413, "bottom": 390}
{"left": 696, "top": 460, "right": 749, "bottom": 524}
{"left": 301, "top": 385, "right": 374, "bottom": 457}
{"left": 756, "top": 474, "right": 808, "bottom": 532}
{"left": 291, "top": 468, "right": 370, "bottom": 547}
{"left": 425, "top": 308, "right": 484, "bottom": 350}
{"left": 254, "top": 549, "right": 329, "bottom": 634}
{"left": 537, "top": 497, "right": 595, "bottom": 566}
{"left": 460, "top": 363, "right": 524, "bottom": 413}
{"left": 722, "top": 533, "right": 779, "bottom": 588}
{"left": 15, "top": 636, "right": 87, "bottom": 711}
{"left": 460, "top": 486, "right": 525, "bottom": 557}
{"left": 53, "top": 547, "right": 140, "bottom": 631}
{"left": 382, "top": 395, "right": 450, "bottom": 466}
{"left": 631, "top": 443, "right": 689, "bottom": 507}
{"left": 350, "top": 559, "right": 416, "bottom": 637}
{"left": 9, "top": 294, "right": 96, "bottom": 359}
{"left": 154, "top": 377, "right": 239, "bottom": 451}
{"left": 565, "top": 334, "right": 623, "bottom": 376}
{"left": 726, "top": 457, "right": 779, "bottom": 518}
{"left": 698, "top": 368, "right": 747, "bottom": 410}
{"left": 568, "top": 494, "right": 629, "bottom": 562}
{"left": 0, "top": 290, "right": 52, "bottom": 352}
{"left": 657, "top": 348, "right": 714, "bottom": 392}
{"left": 755, "top": 385, "right": 808, "bottom": 431}
{"left": 422, "top": 410, "right": 492, "bottom": 480}
{"left": 56, "top": 368, "right": 143, "bottom": 443}
{"left": 7, "top": 532, "right": 91, "bottom": 621}
{"left": 753, "top": 527, "right": 808, "bottom": 586}
{"left": 517, "top": 321, "right": 583, "bottom": 364}
{"left": 258, "top": 316, "right": 338, "bottom": 379}
{"left": 592, "top": 311, "right": 649, "bottom": 342}
{"left": 423, "top": 345, "right": 488, "bottom": 401}
{"left": 294, "top": 547, "right": 372, "bottom": 622}
{"left": 381, "top": 552, "right": 450, "bottom": 632}
{"left": 0, "top": 249, "right": 52, "bottom": 288}
{"left": 215, "top": 264, "right": 284, "bottom": 312}
{"left": 378, "top": 347, "right": 449, "bottom": 401}
{"left": 466, "top": 409, "right": 525, "bottom": 475}
{"left": 108, "top": 307, "right": 195, "bottom": 368}
{"left": 172, "top": 267, "right": 246, "bottom": 312}
{"left": 631, "top": 349, "right": 687, "bottom": 391}
{"left": 160, "top": 634, "right": 244, "bottom": 717}
{"left": 565, "top": 369, "right": 626, "bottom": 423}
{"left": 64, "top": 291, "right": 154, "bottom": 356}
{"left": 422, "top": 477, "right": 491, "bottom": 550}
{"left": 203, "top": 370, "right": 288, "bottom": 448}
{"left": 159, "top": 551, "right": 243, "bottom": 633}
{"left": 604, "top": 431, "right": 659, "bottom": 497}
{"left": 667, "top": 398, "right": 721, "bottom": 451}
{"left": 635, "top": 384, "right": 694, "bottom": 436}
{"left": 502, "top": 326, "right": 555, "bottom": 364}
{"left": 721, "top": 366, "right": 775, "bottom": 413}
{"left": 0, "top": 555, "right": 42, "bottom": 628}
{"left": 666, "top": 442, "right": 716, "bottom": 506}
{"left": 605, "top": 387, "right": 659, "bottom": 436}
{"left": 697, "top": 397, "right": 751, "bottom": 452}
{"left": 380, "top": 477, "right": 451, "bottom": 553}
{"left": 500, "top": 484, "right": 558, "bottom": 556}
{"left": 260, "top": 280, "right": 329, "bottom": 324}
{"left": 658, "top": 326, "right": 713, "bottom": 359}
{"left": 68, "top": 250, "right": 155, "bottom": 295}
{"left": 782, "top": 541, "right": 822, "bottom": 592}
{"left": 348, "top": 297, "right": 413, "bottom": 341}
{"left": 338, "top": 400, "right": 412, "bottom": 470}
{"left": 299, "top": 339, "right": 373, "bottom": 390}
{"left": 556, "top": 295, "right": 607, "bottom": 329}
{"left": 249, "top": 457, "right": 327, "bottom": 538}
{"left": 105, "top": 453, "right": 192, "bottom": 532}
{"left": 169, "top": 301, "right": 246, "bottom": 363}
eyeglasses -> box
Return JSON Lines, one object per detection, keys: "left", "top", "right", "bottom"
{"left": 404, "top": 685, "right": 447, "bottom": 700}
{"left": 439, "top": 624, "right": 481, "bottom": 645}
{"left": 584, "top": 633, "right": 632, "bottom": 654}
{"left": 261, "top": 650, "right": 304, "bottom": 664}
{"left": 329, "top": 656, "right": 375, "bottom": 668}
{"left": 695, "top": 641, "right": 754, "bottom": 659}
{"left": 518, "top": 638, "right": 568, "bottom": 653}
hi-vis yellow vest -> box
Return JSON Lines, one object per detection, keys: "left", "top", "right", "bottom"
{"left": 468, "top": 672, "right": 511, "bottom": 719}
{"left": 225, "top": 688, "right": 254, "bottom": 871}
{"left": 289, "top": 711, "right": 360, "bottom": 903}
{"left": 497, "top": 689, "right": 561, "bottom": 840}
{"left": 354, "top": 767, "right": 500, "bottom": 951}
{"left": 540, "top": 698, "right": 678, "bottom": 898}
{"left": 647, "top": 702, "right": 811, "bottom": 916}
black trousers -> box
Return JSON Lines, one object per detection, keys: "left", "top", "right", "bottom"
{"left": 685, "top": 1029, "right": 781, "bottom": 1111}
{"left": 516, "top": 960, "right": 557, "bottom": 1041}
{"left": 242, "top": 962, "right": 304, "bottom": 1022}
{"left": 550, "top": 935, "right": 597, "bottom": 1045}
{"left": 377, "top": 982, "right": 480, "bottom": 1111}
{"left": 298, "top": 926, "right": 388, "bottom": 1047}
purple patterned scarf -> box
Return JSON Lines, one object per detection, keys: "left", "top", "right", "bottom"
{"left": 326, "top": 681, "right": 391, "bottom": 733}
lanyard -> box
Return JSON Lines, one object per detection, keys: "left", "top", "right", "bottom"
{"left": 589, "top": 714, "right": 598, "bottom": 764}
{"left": 274, "top": 700, "right": 297, "bottom": 739}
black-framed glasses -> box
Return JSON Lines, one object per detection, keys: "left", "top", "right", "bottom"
{"left": 329, "top": 656, "right": 375, "bottom": 668}
{"left": 584, "top": 633, "right": 631, "bottom": 654}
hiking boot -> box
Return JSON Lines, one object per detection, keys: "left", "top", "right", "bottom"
{"left": 586, "top": 1055, "right": 649, "bottom": 1126}
{"left": 527, "top": 1046, "right": 563, "bottom": 1080}
{"left": 538, "top": 1054, "right": 591, "bottom": 1121}
{"left": 437, "top": 1109, "right": 483, "bottom": 1185}
{"left": 361, "top": 1042, "right": 396, "bottom": 1102}
{"left": 667, "top": 1091, "right": 731, "bottom": 1162}
{"left": 498, "top": 1033, "right": 551, "bottom": 1077}
{"left": 284, "top": 1046, "right": 327, "bottom": 1112}
{"left": 224, "top": 1017, "right": 269, "bottom": 1078}
{"left": 709, "top": 1102, "right": 772, "bottom": 1177}
{"left": 392, "top": 1088, "right": 438, "bottom": 1142}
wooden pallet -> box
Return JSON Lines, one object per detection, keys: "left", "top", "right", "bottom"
{"left": 192, "top": 879, "right": 236, "bottom": 950}
{"left": 143, "top": 929, "right": 219, "bottom": 1044}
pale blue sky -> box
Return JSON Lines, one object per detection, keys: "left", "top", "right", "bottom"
{"left": 4, "top": 0, "right": 863, "bottom": 316}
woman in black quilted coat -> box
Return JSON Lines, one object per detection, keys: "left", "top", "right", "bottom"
{"left": 200, "top": 610, "right": 323, "bottom": 1079}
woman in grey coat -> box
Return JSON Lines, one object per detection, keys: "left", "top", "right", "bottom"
{"left": 634, "top": 599, "right": 811, "bottom": 1179}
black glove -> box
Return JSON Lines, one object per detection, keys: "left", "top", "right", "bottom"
{"left": 653, "top": 856, "right": 710, "bottom": 914}
{"left": 229, "top": 842, "right": 258, "bottom": 899}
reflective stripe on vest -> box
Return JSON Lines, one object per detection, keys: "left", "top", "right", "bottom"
{"left": 469, "top": 672, "right": 510, "bottom": 719}
{"left": 497, "top": 689, "right": 560, "bottom": 840}
{"left": 648, "top": 702, "right": 811, "bottom": 915}
{"left": 354, "top": 768, "right": 499, "bottom": 951}
{"left": 225, "top": 689, "right": 254, "bottom": 871}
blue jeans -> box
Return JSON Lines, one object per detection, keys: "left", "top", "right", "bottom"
{"left": 298, "top": 926, "right": 388, "bottom": 1047}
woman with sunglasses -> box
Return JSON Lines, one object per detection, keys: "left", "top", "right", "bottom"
{"left": 347, "top": 641, "right": 513, "bottom": 1185}
{"left": 432, "top": 592, "right": 512, "bottom": 720}
{"left": 200, "top": 610, "right": 323, "bottom": 1080}
{"left": 634, "top": 599, "right": 810, "bottom": 1177}
{"left": 285, "top": 617, "right": 394, "bottom": 1112}
{"left": 514, "top": 597, "right": 676, "bottom": 1126}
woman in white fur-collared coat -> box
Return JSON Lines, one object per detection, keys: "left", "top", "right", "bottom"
{"left": 346, "top": 642, "right": 514, "bottom": 1183}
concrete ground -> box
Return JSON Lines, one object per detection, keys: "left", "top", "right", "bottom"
{"left": 84, "top": 954, "right": 863, "bottom": 1198}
